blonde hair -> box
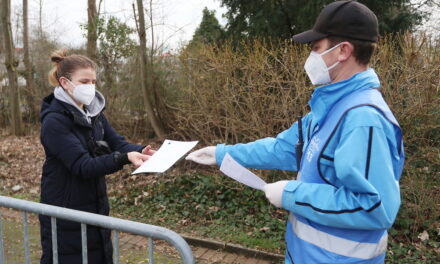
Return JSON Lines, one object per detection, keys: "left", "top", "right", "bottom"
{"left": 48, "top": 50, "right": 97, "bottom": 86}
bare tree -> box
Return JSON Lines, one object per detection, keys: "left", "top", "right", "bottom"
{"left": 134, "top": 0, "right": 165, "bottom": 139}
{"left": 0, "top": 7, "right": 3, "bottom": 54}
{"left": 87, "top": 0, "right": 98, "bottom": 62}
{"left": 1, "top": 0, "right": 24, "bottom": 135}
{"left": 148, "top": 0, "right": 155, "bottom": 64}
{"left": 38, "top": 0, "right": 43, "bottom": 38}
{"left": 23, "top": 0, "right": 37, "bottom": 120}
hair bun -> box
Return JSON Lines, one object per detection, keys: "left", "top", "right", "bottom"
{"left": 50, "top": 49, "right": 68, "bottom": 63}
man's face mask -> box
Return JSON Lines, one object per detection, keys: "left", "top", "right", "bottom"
{"left": 304, "top": 43, "right": 343, "bottom": 85}
{"left": 66, "top": 79, "right": 96, "bottom": 105}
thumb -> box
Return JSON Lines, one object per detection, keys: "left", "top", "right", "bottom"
{"left": 133, "top": 160, "right": 143, "bottom": 168}
{"left": 142, "top": 145, "right": 150, "bottom": 154}
{"left": 139, "top": 154, "right": 150, "bottom": 162}
{"left": 185, "top": 152, "right": 196, "bottom": 161}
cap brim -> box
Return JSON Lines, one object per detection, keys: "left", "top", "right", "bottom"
{"left": 292, "top": 30, "right": 328, "bottom": 43}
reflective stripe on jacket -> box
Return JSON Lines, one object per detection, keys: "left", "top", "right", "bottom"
{"left": 215, "top": 69, "right": 404, "bottom": 263}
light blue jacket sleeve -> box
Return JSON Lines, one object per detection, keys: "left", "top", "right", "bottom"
{"left": 215, "top": 114, "right": 312, "bottom": 171}
{"left": 282, "top": 108, "right": 402, "bottom": 230}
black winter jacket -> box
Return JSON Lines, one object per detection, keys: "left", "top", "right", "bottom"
{"left": 39, "top": 93, "right": 142, "bottom": 264}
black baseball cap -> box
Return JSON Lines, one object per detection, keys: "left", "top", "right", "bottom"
{"left": 292, "top": 1, "right": 379, "bottom": 43}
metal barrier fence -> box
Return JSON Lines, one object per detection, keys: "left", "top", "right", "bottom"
{"left": 0, "top": 195, "right": 195, "bottom": 264}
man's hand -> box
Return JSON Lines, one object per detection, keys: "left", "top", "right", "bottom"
{"left": 142, "top": 145, "right": 156, "bottom": 155}
{"left": 128, "top": 152, "right": 150, "bottom": 168}
{"left": 263, "top": 180, "right": 289, "bottom": 208}
{"left": 185, "top": 146, "right": 217, "bottom": 165}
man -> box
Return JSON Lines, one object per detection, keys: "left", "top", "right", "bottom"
{"left": 186, "top": 1, "right": 404, "bottom": 263}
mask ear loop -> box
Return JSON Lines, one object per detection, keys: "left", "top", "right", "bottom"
{"left": 66, "top": 78, "right": 79, "bottom": 94}
{"left": 320, "top": 42, "right": 344, "bottom": 56}
{"left": 322, "top": 42, "right": 345, "bottom": 71}
{"left": 65, "top": 78, "right": 76, "bottom": 88}
{"left": 327, "top": 60, "right": 340, "bottom": 71}
{"left": 59, "top": 77, "right": 76, "bottom": 97}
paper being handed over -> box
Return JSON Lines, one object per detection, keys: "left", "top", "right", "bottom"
{"left": 132, "top": 140, "right": 198, "bottom": 174}
{"left": 220, "top": 153, "right": 267, "bottom": 190}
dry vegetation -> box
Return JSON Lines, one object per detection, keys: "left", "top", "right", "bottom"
{"left": 0, "top": 32, "right": 438, "bottom": 260}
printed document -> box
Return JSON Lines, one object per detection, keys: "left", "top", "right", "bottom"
{"left": 132, "top": 140, "right": 198, "bottom": 174}
{"left": 220, "top": 153, "right": 267, "bottom": 190}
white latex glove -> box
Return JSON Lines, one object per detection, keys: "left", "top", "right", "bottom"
{"left": 263, "top": 180, "right": 289, "bottom": 208}
{"left": 185, "top": 146, "right": 217, "bottom": 165}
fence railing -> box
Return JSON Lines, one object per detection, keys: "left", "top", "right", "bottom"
{"left": 0, "top": 195, "right": 195, "bottom": 264}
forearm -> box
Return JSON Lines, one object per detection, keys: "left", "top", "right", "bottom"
{"left": 282, "top": 180, "right": 399, "bottom": 230}
{"left": 102, "top": 115, "right": 143, "bottom": 153}
{"left": 215, "top": 123, "right": 301, "bottom": 170}
{"left": 216, "top": 139, "right": 296, "bottom": 170}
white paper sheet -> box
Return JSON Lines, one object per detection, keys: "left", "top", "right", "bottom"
{"left": 220, "top": 153, "right": 267, "bottom": 190}
{"left": 132, "top": 140, "right": 198, "bottom": 174}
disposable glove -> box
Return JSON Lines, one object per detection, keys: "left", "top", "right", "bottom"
{"left": 263, "top": 180, "right": 289, "bottom": 208}
{"left": 185, "top": 146, "right": 217, "bottom": 165}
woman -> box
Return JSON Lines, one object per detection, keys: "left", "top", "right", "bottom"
{"left": 39, "top": 50, "right": 154, "bottom": 264}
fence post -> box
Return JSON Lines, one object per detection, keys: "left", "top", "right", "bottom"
{"left": 148, "top": 237, "right": 154, "bottom": 264}
{"left": 113, "top": 230, "right": 119, "bottom": 264}
{"left": 0, "top": 211, "right": 4, "bottom": 264}
{"left": 81, "top": 223, "right": 88, "bottom": 264}
{"left": 23, "top": 211, "right": 30, "bottom": 264}
{"left": 51, "top": 217, "right": 58, "bottom": 264}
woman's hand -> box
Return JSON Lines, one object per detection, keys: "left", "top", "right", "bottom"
{"left": 128, "top": 152, "right": 150, "bottom": 168}
{"left": 142, "top": 145, "right": 156, "bottom": 156}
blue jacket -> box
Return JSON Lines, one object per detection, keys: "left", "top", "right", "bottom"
{"left": 39, "top": 93, "right": 143, "bottom": 264}
{"left": 215, "top": 69, "right": 404, "bottom": 263}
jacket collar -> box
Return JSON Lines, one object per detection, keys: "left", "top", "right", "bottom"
{"left": 53, "top": 86, "right": 106, "bottom": 124}
{"left": 308, "top": 68, "right": 380, "bottom": 128}
{"left": 40, "top": 93, "right": 99, "bottom": 128}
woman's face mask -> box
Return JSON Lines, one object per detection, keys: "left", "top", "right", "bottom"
{"left": 66, "top": 79, "right": 96, "bottom": 105}
{"left": 304, "top": 43, "right": 343, "bottom": 85}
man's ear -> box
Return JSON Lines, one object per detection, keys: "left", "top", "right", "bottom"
{"left": 338, "top": 42, "right": 354, "bottom": 62}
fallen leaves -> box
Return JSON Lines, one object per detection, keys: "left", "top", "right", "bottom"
{"left": 418, "top": 230, "right": 429, "bottom": 242}
{"left": 0, "top": 128, "right": 44, "bottom": 196}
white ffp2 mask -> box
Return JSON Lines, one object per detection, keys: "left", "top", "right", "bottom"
{"left": 304, "top": 43, "right": 342, "bottom": 85}
{"left": 67, "top": 79, "right": 96, "bottom": 105}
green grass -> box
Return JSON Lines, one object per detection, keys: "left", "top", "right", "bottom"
{"left": 1, "top": 218, "right": 41, "bottom": 263}
{"left": 109, "top": 167, "right": 440, "bottom": 262}
{"left": 109, "top": 172, "right": 287, "bottom": 253}
{"left": 0, "top": 218, "right": 179, "bottom": 264}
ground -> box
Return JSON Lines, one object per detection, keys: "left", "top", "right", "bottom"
{"left": 0, "top": 127, "right": 438, "bottom": 263}
{"left": 0, "top": 128, "right": 281, "bottom": 263}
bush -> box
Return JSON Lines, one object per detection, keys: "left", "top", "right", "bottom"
{"left": 162, "top": 33, "right": 439, "bottom": 257}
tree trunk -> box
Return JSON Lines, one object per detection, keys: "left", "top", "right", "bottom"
{"left": 1, "top": 0, "right": 24, "bottom": 136}
{"left": 87, "top": 0, "right": 98, "bottom": 62}
{"left": 135, "top": 0, "right": 165, "bottom": 139}
{"left": 23, "top": 0, "right": 37, "bottom": 121}
{"left": 0, "top": 6, "right": 3, "bottom": 54}
{"left": 38, "top": 0, "right": 43, "bottom": 38}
